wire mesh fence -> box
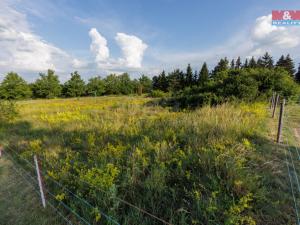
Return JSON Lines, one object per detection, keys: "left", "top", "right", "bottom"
{"left": 1, "top": 146, "right": 173, "bottom": 225}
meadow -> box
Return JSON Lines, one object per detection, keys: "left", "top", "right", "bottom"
{"left": 0, "top": 96, "right": 297, "bottom": 225}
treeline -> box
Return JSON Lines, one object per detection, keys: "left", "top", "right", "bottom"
{"left": 0, "top": 71, "right": 152, "bottom": 100}
{"left": 1, "top": 52, "right": 300, "bottom": 103}
{"left": 152, "top": 52, "right": 300, "bottom": 107}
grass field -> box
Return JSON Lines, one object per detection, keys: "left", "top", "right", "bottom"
{"left": 0, "top": 96, "right": 299, "bottom": 225}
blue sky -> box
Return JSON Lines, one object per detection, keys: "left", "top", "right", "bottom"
{"left": 0, "top": 0, "right": 300, "bottom": 81}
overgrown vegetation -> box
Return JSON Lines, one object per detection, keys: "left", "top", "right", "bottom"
{"left": 1, "top": 52, "right": 300, "bottom": 224}
{"left": 152, "top": 53, "right": 299, "bottom": 108}
{"left": 1, "top": 53, "right": 300, "bottom": 107}
{"left": 0, "top": 97, "right": 296, "bottom": 224}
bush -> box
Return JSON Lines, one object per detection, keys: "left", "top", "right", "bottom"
{"left": 0, "top": 101, "right": 18, "bottom": 122}
{"left": 166, "top": 68, "right": 299, "bottom": 109}
{"left": 148, "top": 90, "right": 168, "bottom": 98}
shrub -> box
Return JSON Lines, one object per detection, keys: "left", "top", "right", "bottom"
{"left": 0, "top": 100, "right": 18, "bottom": 122}
{"left": 148, "top": 90, "right": 168, "bottom": 98}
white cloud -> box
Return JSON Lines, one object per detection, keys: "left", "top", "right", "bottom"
{"left": 89, "top": 28, "right": 110, "bottom": 65}
{"left": 0, "top": 1, "right": 150, "bottom": 79}
{"left": 0, "top": 0, "right": 77, "bottom": 77}
{"left": 2, "top": 1, "right": 299, "bottom": 80}
{"left": 88, "top": 30, "right": 148, "bottom": 71}
{"left": 151, "top": 13, "right": 300, "bottom": 72}
{"left": 115, "top": 32, "right": 148, "bottom": 68}
{"left": 251, "top": 14, "right": 300, "bottom": 50}
{"left": 72, "top": 59, "right": 88, "bottom": 69}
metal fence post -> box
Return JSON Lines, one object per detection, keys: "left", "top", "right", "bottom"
{"left": 34, "top": 155, "right": 46, "bottom": 208}
{"left": 272, "top": 94, "right": 279, "bottom": 118}
{"left": 276, "top": 99, "right": 285, "bottom": 143}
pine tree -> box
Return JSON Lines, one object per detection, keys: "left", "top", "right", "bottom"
{"left": 243, "top": 59, "right": 249, "bottom": 68}
{"left": 275, "top": 54, "right": 295, "bottom": 76}
{"left": 193, "top": 70, "right": 198, "bottom": 85}
{"left": 152, "top": 71, "right": 169, "bottom": 92}
{"left": 257, "top": 57, "right": 264, "bottom": 68}
{"left": 224, "top": 57, "right": 229, "bottom": 67}
{"left": 275, "top": 55, "right": 285, "bottom": 68}
{"left": 212, "top": 58, "right": 229, "bottom": 76}
{"left": 160, "top": 70, "right": 169, "bottom": 92}
{"left": 261, "top": 52, "right": 274, "bottom": 68}
{"left": 235, "top": 56, "right": 242, "bottom": 69}
{"left": 179, "top": 70, "right": 185, "bottom": 89}
{"left": 248, "top": 57, "right": 256, "bottom": 68}
{"left": 230, "top": 59, "right": 235, "bottom": 69}
{"left": 168, "top": 69, "right": 183, "bottom": 91}
{"left": 295, "top": 63, "right": 300, "bottom": 83}
{"left": 152, "top": 76, "right": 159, "bottom": 90}
{"left": 285, "top": 54, "right": 296, "bottom": 76}
{"left": 186, "top": 64, "right": 193, "bottom": 86}
{"left": 199, "top": 62, "right": 209, "bottom": 85}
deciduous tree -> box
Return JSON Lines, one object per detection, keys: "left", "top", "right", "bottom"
{"left": 63, "top": 71, "right": 85, "bottom": 97}
{"left": 86, "top": 76, "right": 105, "bottom": 96}
{"left": 0, "top": 72, "right": 32, "bottom": 99}
{"left": 32, "top": 69, "right": 61, "bottom": 98}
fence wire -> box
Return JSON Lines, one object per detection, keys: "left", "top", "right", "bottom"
{"left": 276, "top": 100, "right": 300, "bottom": 225}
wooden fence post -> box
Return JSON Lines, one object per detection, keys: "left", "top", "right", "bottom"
{"left": 34, "top": 155, "right": 46, "bottom": 208}
{"left": 276, "top": 99, "right": 285, "bottom": 143}
{"left": 270, "top": 93, "right": 274, "bottom": 110}
{"left": 272, "top": 94, "right": 279, "bottom": 118}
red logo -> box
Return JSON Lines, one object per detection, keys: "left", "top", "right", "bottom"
{"left": 272, "top": 10, "right": 300, "bottom": 20}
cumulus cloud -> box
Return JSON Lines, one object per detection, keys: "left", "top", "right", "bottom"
{"left": 89, "top": 28, "right": 110, "bottom": 64}
{"left": 251, "top": 14, "right": 300, "bottom": 50}
{"left": 152, "top": 13, "right": 300, "bottom": 71}
{"left": 88, "top": 30, "right": 148, "bottom": 70}
{"left": 0, "top": 1, "right": 77, "bottom": 76}
{"left": 115, "top": 33, "right": 148, "bottom": 68}
{"left": 72, "top": 59, "right": 88, "bottom": 69}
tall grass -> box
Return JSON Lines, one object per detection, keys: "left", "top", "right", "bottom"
{"left": 0, "top": 96, "right": 293, "bottom": 224}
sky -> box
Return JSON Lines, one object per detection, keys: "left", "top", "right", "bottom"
{"left": 0, "top": 0, "right": 300, "bottom": 81}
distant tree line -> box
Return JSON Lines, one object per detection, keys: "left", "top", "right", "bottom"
{"left": 0, "top": 52, "right": 300, "bottom": 105}
{"left": 0, "top": 71, "right": 152, "bottom": 100}
{"left": 152, "top": 52, "right": 300, "bottom": 107}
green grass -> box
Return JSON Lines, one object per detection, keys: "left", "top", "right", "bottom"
{"left": 1, "top": 96, "right": 300, "bottom": 224}
{"left": 0, "top": 155, "right": 64, "bottom": 225}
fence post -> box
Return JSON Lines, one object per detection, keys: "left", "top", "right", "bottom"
{"left": 34, "top": 155, "right": 46, "bottom": 208}
{"left": 276, "top": 99, "right": 285, "bottom": 143}
{"left": 270, "top": 92, "right": 275, "bottom": 110}
{"left": 272, "top": 94, "right": 279, "bottom": 118}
